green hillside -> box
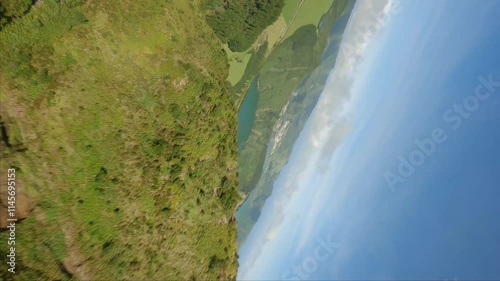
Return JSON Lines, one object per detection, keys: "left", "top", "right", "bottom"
{"left": 0, "top": 0, "right": 240, "bottom": 280}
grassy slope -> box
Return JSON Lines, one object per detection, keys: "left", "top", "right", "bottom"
{"left": 0, "top": 0, "right": 239, "bottom": 280}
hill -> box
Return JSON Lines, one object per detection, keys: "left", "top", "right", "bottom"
{"left": 0, "top": 0, "right": 240, "bottom": 280}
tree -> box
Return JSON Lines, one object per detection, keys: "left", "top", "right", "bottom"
{"left": 205, "top": 0, "right": 284, "bottom": 52}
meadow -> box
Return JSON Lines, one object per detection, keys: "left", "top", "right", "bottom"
{"left": 282, "top": 0, "right": 302, "bottom": 24}
{"left": 283, "top": 0, "right": 336, "bottom": 40}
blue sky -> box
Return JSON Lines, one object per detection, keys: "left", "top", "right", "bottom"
{"left": 237, "top": 0, "right": 500, "bottom": 280}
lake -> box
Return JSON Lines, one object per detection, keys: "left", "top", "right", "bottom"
{"left": 237, "top": 78, "right": 259, "bottom": 151}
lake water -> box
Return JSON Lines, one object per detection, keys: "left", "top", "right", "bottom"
{"left": 237, "top": 78, "right": 259, "bottom": 151}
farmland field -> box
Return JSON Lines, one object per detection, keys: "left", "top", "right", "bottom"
{"left": 282, "top": 0, "right": 302, "bottom": 24}
{"left": 283, "top": 0, "right": 336, "bottom": 40}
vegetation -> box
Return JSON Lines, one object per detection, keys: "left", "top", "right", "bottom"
{"left": 281, "top": 0, "right": 301, "bottom": 24}
{"left": 0, "top": 0, "right": 33, "bottom": 28}
{"left": 0, "top": 0, "right": 240, "bottom": 280}
{"left": 231, "top": 42, "right": 269, "bottom": 103}
{"left": 204, "top": 0, "right": 285, "bottom": 52}
{"left": 283, "top": 0, "right": 336, "bottom": 40}
{"left": 224, "top": 44, "right": 253, "bottom": 86}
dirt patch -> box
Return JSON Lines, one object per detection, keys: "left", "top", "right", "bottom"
{"left": 0, "top": 177, "right": 34, "bottom": 229}
{"left": 61, "top": 223, "right": 93, "bottom": 280}
{"left": 173, "top": 75, "right": 189, "bottom": 91}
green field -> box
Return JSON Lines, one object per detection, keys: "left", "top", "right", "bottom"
{"left": 0, "top": 0, "right": 239, "bottom": 280}
{"left": 282, "top": 0, "right": 302, "bottom": 24}
{"left": 283, "top": 0, "right": 335, "bottom": 40}
{"left": 225, "top": 44, "right": 254, "bottom": 86}
{"left": 264, "top": 15, "right": 288, "bottom": 52}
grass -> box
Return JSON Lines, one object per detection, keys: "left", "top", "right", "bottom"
{"left": 0, "top": 0, "right": 239, "bottom": 280}
{"left": 231, "top": 42, "right": 269, "bottom": 105}
{"left": 225, "top": 44, "right": 254, "bottom": 86}
{"left": 261, "top": 15, "right": 287, "bottom": 55}
{"left": 282, "top": 0, "right": 302, "bottom": 24}
{"left": 283, "top": 0, "right": 335, "bottom": 40}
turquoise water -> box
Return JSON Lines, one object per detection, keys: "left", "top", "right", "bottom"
{"left": 237, "top": 78, "right": 259, "bottom": 151}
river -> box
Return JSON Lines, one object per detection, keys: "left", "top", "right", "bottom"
{"left": 237, "top": 78, "right": 260, "bottom": 152}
